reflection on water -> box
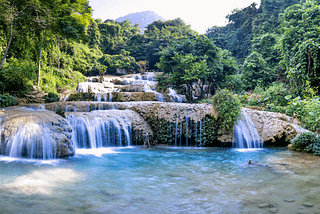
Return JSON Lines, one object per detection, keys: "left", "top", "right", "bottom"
{"left": 0, "top": 147, "right": 319, "bottom": 214}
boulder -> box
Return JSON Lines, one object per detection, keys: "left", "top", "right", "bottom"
{"left": 0, "top": 107, "right": 75, "bottom": 159}
{"left": 243, "top": 108, "right": 299, "bottom": 145}
{"left": 217, "top": 108, "right": 309, "bottom": 146}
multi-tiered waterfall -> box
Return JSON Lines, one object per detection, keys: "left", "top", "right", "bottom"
{"left": 0, "top": 73, "right": 271, "bottom": 160}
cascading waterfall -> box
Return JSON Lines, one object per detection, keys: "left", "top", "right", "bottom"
{"left": 109, "top": 92, "right": 113, "bottom": 102}
{"left": 67, "top": 110, "right": 133, "bottom": 149}
{"left": 168, "top": 88, "right": 183, "bottom": 103}
{"left": 0, "top": 122, "right": 58, "bottom": 159}
{"left": 143, "top": 83, "right": 164, "bottom": 102}
{"left": 94, "top": 94, "right": 102, "bottom": 102}
{"left": 233, "top": 111, "right": 262, "bottom": 148}
{"left": 94, "top": 94, "right": 108, "bottom": 102}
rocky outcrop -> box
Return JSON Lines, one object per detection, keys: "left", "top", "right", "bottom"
{"left": 244, "top": 108, "right": 302, "bottom": 145}
{"left": 119, "top": 84, "right": 147, "bottom": 92}
{"left": 0, "top": 107, "right": 74, "bottom": 159}
{"left": 42, "top": 101, "right": 217, "bottom": 123}
{"left": 218, "top": 108, "right": 308, "bottom": 146}
{"left": 111, "top": 92, "right": 158, "bottom": 102}
{"left": 68, "top": 92, "right": 96, "bottom": 101}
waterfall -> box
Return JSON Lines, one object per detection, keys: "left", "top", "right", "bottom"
{"left": 143, "top": 83, "right": 164, "bottom": 102}
{"left": 94, "top": 94, "right": 102, "bottom": 102}
{"left": 233, "top": 111, "right": 261, "bottom": 148}
{"left": 77, "top": 82, "right": 89, "bottom": 93}
{"left": 109, "top": 92, "right": 113, "bottom": 102}
{"left": 0, "top": 123, "right": 58, "bottom": 159}
{"left": 67, "top": 110, "right": 133, "bottom": 149}
{"left": 168, "top": 88, "right": 183, "bottom": 103}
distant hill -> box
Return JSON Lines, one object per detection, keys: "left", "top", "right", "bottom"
{"left": 115, "top": 11, "right": 165, "bottom": 33}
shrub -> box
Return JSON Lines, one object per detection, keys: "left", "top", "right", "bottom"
{"left": 240, "top": 82, "right": 290, "bottom": 108}
{"left": 0, "top": 58, "right": 36, "bottom": 94}
{"left": 285, "top": 97, "right": 320, "bottom": 132}
{"left": 44, "top": 92, "right": 60, "bottom": 103}
{"left": 203, "top": 89, "right": 240, "bottom": 132}
{"left": 0, "top": 93, "right": 19, "bottom": 108}
{"left": 40, "top": 67, "right": 86, "bottom": 94}
{"left": 291, "top": 132, "right": 320, "bottom": 155}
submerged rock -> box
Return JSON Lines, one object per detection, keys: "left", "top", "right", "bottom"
{"left": 0, "top": 107, "right": 74, "bottom": 159}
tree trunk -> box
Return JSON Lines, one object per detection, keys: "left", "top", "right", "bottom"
{"left": 0, "top": 16, "right": 14, "bottom": 70}
{"left": 56, "top": 36, "right": 60, "bottom": 70}
{"left": 37, "top": 32, "right": 43, "bottom": 86}
{"left": 186, "top": 82, "right": 193, "bottom": 103}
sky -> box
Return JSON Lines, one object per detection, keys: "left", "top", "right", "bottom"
{"left": 88, "top": 0, "right": 260, "bottom": 34}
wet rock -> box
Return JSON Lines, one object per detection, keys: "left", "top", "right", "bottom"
{"left": 44, "top": 101, "right": 217, "bottom": 123}
{"left": 23, "top": 86, "right": 48, "bottom": 104}
{"left": 65, "top": 109, "right": 153, "bottom": 146}
{"left": 0, "top": 107, "right": 74, "bottom": 159}
{"left": 218, "top": 108, "right": 309, "bottom": 145}
{"left": 119, "top": 84, "right": 147, "bottom": 92}
{"left": 112, "top": 92, "right": 158, "bottom": 102}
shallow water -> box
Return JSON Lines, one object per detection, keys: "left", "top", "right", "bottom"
{"left": 0, "top": 147, "right": 319, "bottom": 214}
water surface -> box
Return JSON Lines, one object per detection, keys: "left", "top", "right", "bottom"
{"left": 0, "top": 147, "right": 319, "bottom": 214}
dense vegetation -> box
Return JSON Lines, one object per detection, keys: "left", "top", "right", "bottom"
{"left": 1, "top": 0, "right": 320, "bottom": 140}
{"left": 115, "top": 11, "right": 165, "bottom": 34}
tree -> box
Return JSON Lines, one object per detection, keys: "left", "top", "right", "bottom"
{"left": 242, "top": 51, "right": 276, "bottom": 90}
{"left": 99, "top": 50, "right": 136, "bottom": 74}
{"left": 157, "top": 36, "right": 225, "bottom": 102}
{"left": 279, "top": 0, "right": 320, "bottom": 93}
{"left": 0, "top": 0, "right": 49, "bottom": 70}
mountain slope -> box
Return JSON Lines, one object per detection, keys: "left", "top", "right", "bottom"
{"left": 115, "top": 11, "right": 165, "bottom": 33}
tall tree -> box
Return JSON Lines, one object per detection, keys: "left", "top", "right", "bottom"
{"left": 279, "top": 0, "right": 320, "bottom": 92}
{"left": 0, "top": 0, "right": 49, "bottom": 70}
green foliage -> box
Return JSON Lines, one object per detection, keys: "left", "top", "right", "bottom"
{"left": 157, "top": 36, "right": 231, "bottom": 102}
{"left": 285, "top": 96, "right": 320, "bottom": 132}
{"left": 199, "top": 115, "right": 216, "bottom": 146}
{"left": 221, "top": 73, "right": 245, "bottom": 94}
{"left": 206, "top": 3, "right": 260, "bottom": 63}
{"left": 139, "top": 18, "right": 199, "bottom": 70}
{"left": 98, "top": 19, "right": 140, "bottom": 55}
{"left": 242, "top": 51, "right": 276, "bottom": 90}
{"left": 40, "top": 67, "right": 85, "bottom": 94}
{"left": 0, "top": 93, "right": 18, "bottom": 108}
{"left": 99, "top": 50, "right": 136, "bottom": 74}
{"left": 206, "top": 0, "right": 300, "bottom": 63}
{"left": 291, "top": 132, "right": 320, "bottom": 155}
{"left": 0, "top": 58, "right": 36, "bottom": 94}
{"left": 44, "top": 92, "right": 60, "bottom": 103}
{"left": 241, "top": 82, "right": 291, "bottom": 109}
{"left": 203, "top": 89, "right": 241, "bottom": 132}
{"left": 279, "top": 0, "right": 320, "bottom": 93}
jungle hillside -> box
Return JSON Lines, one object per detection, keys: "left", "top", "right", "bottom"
{"left": 1, "top": 0, "right": 320, "bottom": 137}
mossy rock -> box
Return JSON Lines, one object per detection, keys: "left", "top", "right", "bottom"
{"left": 112, "top": 92, "right": 157, "bottom": 102}
{"left": 68, "top": 93, "right": 95, "bottom": 101}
